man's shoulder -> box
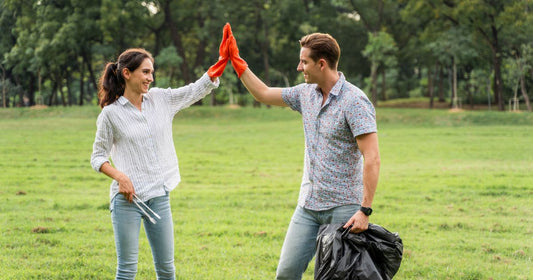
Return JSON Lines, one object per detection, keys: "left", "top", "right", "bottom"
{"left": 282, "top": 83, "right": 318, "bottom": 103}
{"left": 285, "top": 82, "right": 317, "bottom": 93}
{"left": 339, "top": 81, "right": 370, "bottom": 102}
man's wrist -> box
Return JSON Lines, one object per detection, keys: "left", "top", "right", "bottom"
{"left": 359, "top": 206, "right": 373, "bottom": 216}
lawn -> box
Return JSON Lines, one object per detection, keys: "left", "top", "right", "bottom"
{"left": 0, "top": 106, "right": 532, "bottom": 279}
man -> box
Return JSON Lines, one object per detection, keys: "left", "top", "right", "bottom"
{"left": 227, "top": 28, "right": 381, "bottom": 280}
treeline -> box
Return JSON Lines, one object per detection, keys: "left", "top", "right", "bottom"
{"left": 0, "top": 0, "right": 532, "bottom": 110}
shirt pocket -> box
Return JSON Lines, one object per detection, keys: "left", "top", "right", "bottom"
{"left": 317, "top": 112, "right": 352, "bottom": 142}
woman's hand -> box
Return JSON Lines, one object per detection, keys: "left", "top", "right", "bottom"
{"left": 116, "top": 172, "right": 136, "bottom": 203}
{"left": 207, "top": 23, "right": 231, "bottom": 80}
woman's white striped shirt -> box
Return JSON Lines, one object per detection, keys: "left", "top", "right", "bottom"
{"left": 91, "top": 73, "right": 218, "bottom": 201}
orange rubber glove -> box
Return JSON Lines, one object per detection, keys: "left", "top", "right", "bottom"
{"left": 207, "top": 23, "right": 231, "bottom": 78}
{"left": 228, "top": 34, "right": 248, "bottom": 78}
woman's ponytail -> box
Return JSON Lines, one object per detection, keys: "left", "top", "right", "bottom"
{"left": 97, "top": 62, "right": 124, "bottom": 108}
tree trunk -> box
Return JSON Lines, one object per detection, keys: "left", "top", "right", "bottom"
{"left": 193, "top": 16, "right": 206, "bottom": 71}
{"left": 489, "top": 28, "right": 504, "bottom": 111}
{"left": 82, "top": 51, "right": 98, "bottom": 100}
{"left": 381, "top": 68, "right": 387, "bottom": 101}
{"left": 26, "top": 74, "right": 36, "bottom": 106}
{"left": 210, "top": 92, "right": 217, "bottom": 106}
{"left": 261, "top": 13, "right": 271, "bottom": 108}
{"left": 66, "top": 72, "right": 73, "bottom": 106}
{"left": 428, "top": 64, "right": 435, "bottom": 109}
{"left": 37, "top": 70, "right": 42, "bottom": 105}
{"left": 1, "top": 81, "right": 5, "bottom": 108}
{"left": 451, "top": 57, "right": 458, "bottom": 109}
{"left": 163, "top": 1, "right": 191, "bottom": 83}
{"left": 438, "top": 63, "right": 445, "bottom": 102}
{"left": 520, "top": 75, "right": 531, "bottom": 111}
{"left": 492, "top": 52, "right": 504, "bottom": 111}
{"left": 79, "top": 60, "right": 85, "bottom": 106}
{"left": 1, "top": 65, "right": 6, "bottom": 108}
{"left": 49, "top": 80, "right": 58, "bottom": 106}
{"left": 58, "top": 76, "right": 67, "bottom": 107}
{"left": 192, "top": 16, "right": 208, "bottom": 106}
{"left": 370, "top": 61, "right": 378, "bottom": 106}
{"left": 468, "top": 80, "right": 474, "bottom": 109}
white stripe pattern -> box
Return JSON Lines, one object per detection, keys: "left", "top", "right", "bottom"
{"left": 91, "top": 73, "right": 219, "bottom": 201}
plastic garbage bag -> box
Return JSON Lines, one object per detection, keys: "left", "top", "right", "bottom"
{"left": 315, "top": 223, "right": 403, "bottom": 280}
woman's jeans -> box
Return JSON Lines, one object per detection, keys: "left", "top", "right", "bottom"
{"left": 111, "top": 193, "right": 175, "bottom": 280}
{"left": 275, "top": 204, "right": 360, "bottom": 280}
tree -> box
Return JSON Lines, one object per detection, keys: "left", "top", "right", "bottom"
{"left": 3, "top": 0, "right": 39, "bottom": 106}
{"left": 155, "top": 45, "right": 183, "bottom": 88}
{"left": 450, "top": 0, "right": 512, "bottom": 111}
{"left": 0, "top": 0, "right": 17, "bottom": 107}
{"left": 505, "top": 47, "right": 532, "bottom": 111}
{"left": 500, "top": 0, "right": 533, "bottom": 111}
{"left": 519, "top": 45, "right": 532, "bottom": 111}
{"left": 0, "top": 0, "right": 530, "bottom": 109}
{"left": 362, "top": 31, "right": 398, "bottom": 105}
{"left": 400, "top": 0, "right": 454, "bottom": 108}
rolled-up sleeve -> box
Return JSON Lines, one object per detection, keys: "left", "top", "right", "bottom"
{"left": 91, "top": 111, "right": 113, "bottom": 172}
{"left": 165, "top": 73, "right": 219, "bottom": 115}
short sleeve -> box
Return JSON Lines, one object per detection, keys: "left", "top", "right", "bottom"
{"left": 345, "top": 94, "right": 377, "bottom": 138}
{"left": 281, "top": 85, "right": 304, "bottom": 113}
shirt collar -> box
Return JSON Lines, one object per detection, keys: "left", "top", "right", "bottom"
{"left": 314, "top": 72, "right": 345, "bottom": 97}
{"left": 329, "top": 72, "right": 345, "bottom": 97}
{"left": 117, "top": 94, "right": 148, "bottom": 106}
{"left": 117, "top": 96, "right": 129, "bottom": 106}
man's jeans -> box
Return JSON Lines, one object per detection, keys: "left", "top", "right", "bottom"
{"left": 111, "top": 193, "right": 175, "bottom": 280}
{"left": 276, "top": 204, "right": 360, "bottom": 280}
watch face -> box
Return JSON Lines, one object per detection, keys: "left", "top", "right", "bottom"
{"left": 361, "top": 207, "right": 372, "bottom": 216}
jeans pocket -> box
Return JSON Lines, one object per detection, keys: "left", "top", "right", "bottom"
{"left": 330, "top": 204, "right": 360, "bottom": 224}
{"left": 109, "top": 194, "right": 118, "bottom": 213}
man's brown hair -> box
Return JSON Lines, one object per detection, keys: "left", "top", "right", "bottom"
{"left": 299, "top": 33, "right": 340, "bottom": 70}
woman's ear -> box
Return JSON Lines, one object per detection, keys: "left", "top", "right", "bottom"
{"left": 122, "top": 68, "right": 130, "bottom": 80}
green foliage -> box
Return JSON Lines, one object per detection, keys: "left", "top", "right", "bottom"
{"left": 0, "top": 107, "right": 532, "bottom": 279}
{"left": 0, "top": 0, "right": 532, "bottom": 110}
{"left": 155, "top": 45, "right": 183, "bottom": 88}
{"left": 362, "top": 31, "right": 398, "bottom": 65}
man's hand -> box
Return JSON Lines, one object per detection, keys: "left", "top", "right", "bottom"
{"left": 207, "top": 23, "right": 231, "bottom": 79}
{"left": 227, "top": 29, "right": 248, "bottom": 78}
{"left": 343, "top": 210, "right": 369, "bottom": 233}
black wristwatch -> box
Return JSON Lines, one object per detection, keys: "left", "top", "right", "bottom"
{"left": 360, "top": 206, "right": 373, "bottom": 216}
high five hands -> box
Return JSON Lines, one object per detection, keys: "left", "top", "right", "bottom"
{"left": 207, "top": 23, "right": 248, "bottom": 79}
{"left": 207, "top": 23, "right": 230, "bottom": 79}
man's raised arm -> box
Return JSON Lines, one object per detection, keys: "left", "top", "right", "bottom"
{"left": 239, "top": 68, "right": 286, "bottom": 107}
{"left": 226, "top": 27, "right": 287, "bottom": 107}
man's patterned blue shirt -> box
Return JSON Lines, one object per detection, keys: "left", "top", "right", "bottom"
{"left": 282, "top": 73, "right": 377, "bottom": 210}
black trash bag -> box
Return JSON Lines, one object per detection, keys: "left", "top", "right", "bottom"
{"left": 314, "top": 223, "right": 403, "bottom": 280}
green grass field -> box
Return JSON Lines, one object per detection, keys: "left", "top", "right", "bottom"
{"left": 1, "top": 106, "right": 532, "bottom": 279}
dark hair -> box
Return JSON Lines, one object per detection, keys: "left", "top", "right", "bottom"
{"left": 98, "top": 48, "right": 154, "bottom": 108}
{"left": 299, "top": 33, "right": 340, "bottom": 70}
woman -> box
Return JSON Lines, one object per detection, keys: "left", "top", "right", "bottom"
{"left": 90, "top": 24, "right": 230, "bottom": 280}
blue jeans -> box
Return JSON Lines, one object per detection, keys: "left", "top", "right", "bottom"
{"left": 111, "top": 193, "right": 175, "bottom": 280}
{"left": 276, "top": 204, "right": 360, "bottom": 280}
